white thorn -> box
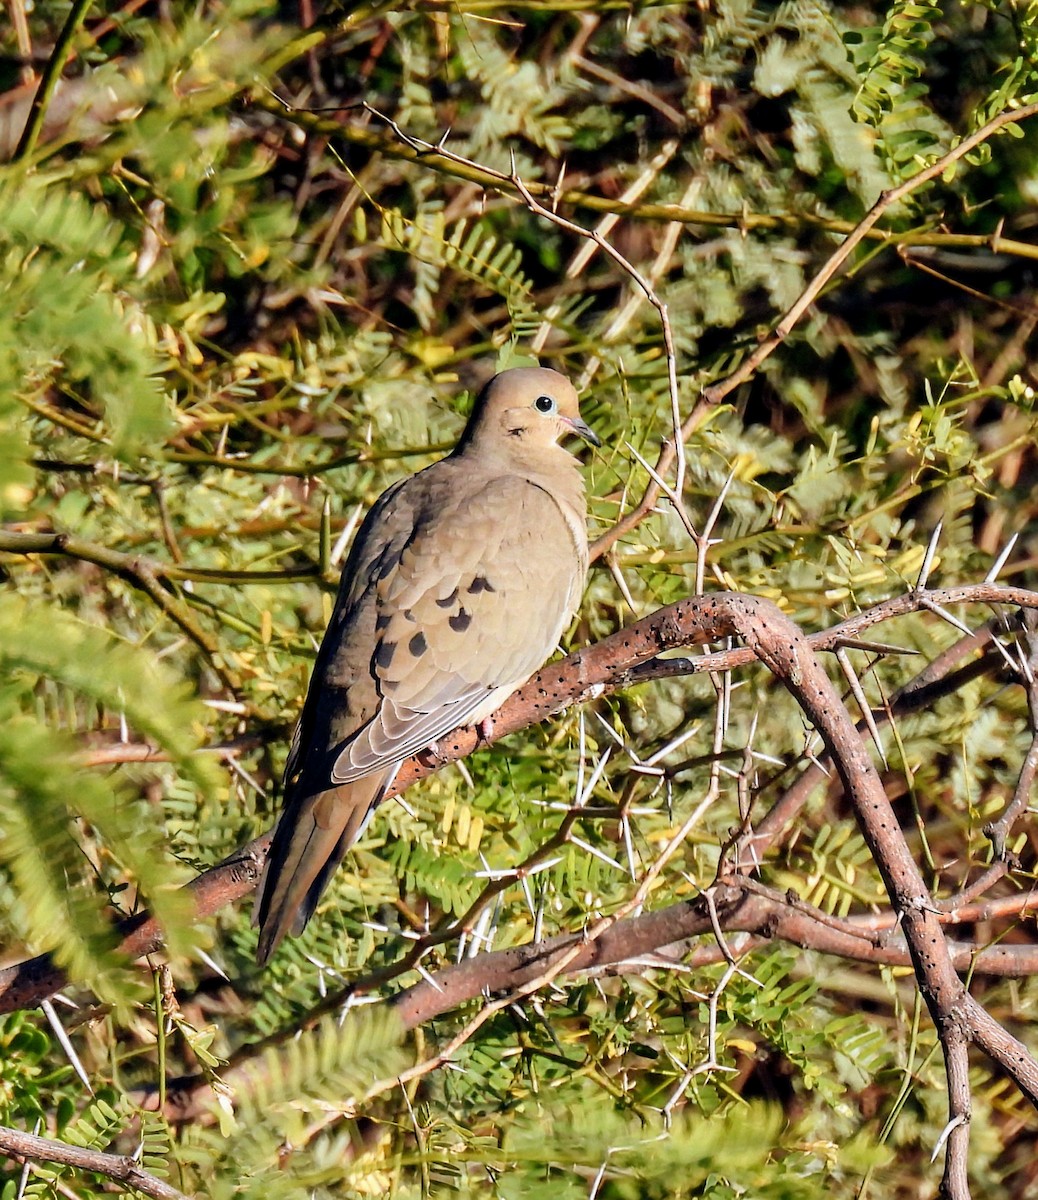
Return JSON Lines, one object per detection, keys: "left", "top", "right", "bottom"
{"left": 915, "top": 520, "right": 943, "bottom": 591}
{"left": 931, "top": 1112, "right": 968, "bottom": 1162}
{"left": 985, "top": 532, "right": 1019, "bottom": 583}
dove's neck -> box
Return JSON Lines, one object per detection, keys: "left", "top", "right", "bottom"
{"left": 470, "top": 436, "right": 584, "bottom": 498}
{"left": 455, "top": 434, "right": 587, "bottom": 543}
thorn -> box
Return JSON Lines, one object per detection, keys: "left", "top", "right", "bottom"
{"left": 570, "top": 835, "right": 625, "bottom": 872}
{"left": 519, "top": 873, "right": 536, "bottom": 919}
{"left": 551, "top": 159, "right": 567, "bottom": 212}
{"left": 931, "top": 1112, "right": 968, "bottom": 1162}
{"left": 835, "top": 647, "right": 888, "bottom": 769}
{"left": 331, "top": 503, "right": 364, "bottom": 567}
{"left": 915, "top": 521, "right": 943, "bottom": 591}
{"left": 921, "top": 598, "right": 974, "bottom": 638}
{"left": 833, "top": 635, "right": 920, "bottom": 656}
{"left": 577, "top": 745, "right": 613, "bottom": 807}
{"left": 194, "top": 947, "right": 229, "bottom": 981}
{"left": 985, "top": 532, "right": 1019, "bottom": 583}
{"left": 1013, "top": 638, "right": 1035, "bottom": 685}
{"left": 701, "top": 469, "right": 735, "bottom": 542}
{"left": 41, "top": 999, "right": 93, "bottom": 1095}
{"left": 414, "top": 964, "right": 444, "bottom": 993}
{"left": 644, "top": 720, "right": 704, "bottom": 767}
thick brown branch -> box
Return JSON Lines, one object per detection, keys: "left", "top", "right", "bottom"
{"left": 2, "top": 584, "right": 1037, "bottom": 1037}
{"left": 703, "top": 599, "right": 983, "bottom": 1191}
{"left": 149, "top": 879, "right": 1038, "bottom": 1124}
{"left": 738, "top": 620, "right": 1005, "bottom": 868}
{"left": 390, "top": 882, "right": 1038, "bottom": 1030}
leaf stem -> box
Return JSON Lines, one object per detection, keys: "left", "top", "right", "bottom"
{"left": 13, "top": 0, "right": 95, "bottom": 162}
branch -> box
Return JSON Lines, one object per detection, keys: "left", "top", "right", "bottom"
{"left": 984, "top": 609, "right": 1038, "bottom": 856}
{"left": 12, "top": 0, "right": 94, "bottom": 161}
{"left": 262, "top": 588, "right": 1038, "bottom": 1181}
{"left": 0, "top": 530, "right": 323, "bottom": 587}
{"left": 697, "top": 98, "right": 1038, "bottom": 413}
{"left": 593, "top": 98, "right": 1038, "bottom": 558}
{"left": 736, "top": 618, "right": 1007, "bottom": 869}
{"left": 141, "top": 883, "right": 1038, "bottom": 1125}
{"left": 251, "top": 92, "right": 1038, "bottom": 262}
{"left": 78, "top": 729, "right": 284, "bottom": 768}
{"left": 0, "top": 1124, "right": 189, "bottom": 1200}
{"left": 389, "top": 882, "right": 1038, "bottom": 1031}
{"left": 3, "top": 582, "right": 1038, "bottom": 1016}
{"left": 280, "top": 99, "right": 1038, "bottom": 562}
{"left": 0, "top": 531, "right": 253, "bottom": 690}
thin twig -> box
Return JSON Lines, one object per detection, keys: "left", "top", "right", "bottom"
{"left": 12, "top": 0, "right": 95, "bottom": 161}
{"left": 251, "top": 92, "right": 1038, "bottom": 263}
{"left": 591, "top": 98, "right": 1038, "bottom": 558}
{"left": 697, "top": 99, "right": 1038, "bottom": 410}
{"left": 359, "top": 104, "right": 687, "bottom": 496}
{"left": 506, "top": 156, "right": 685, "bottom": 497}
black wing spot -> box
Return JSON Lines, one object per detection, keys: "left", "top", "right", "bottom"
{"left": 436, "top": 588, "right": 460, "bottom": 609}
{"left": 449, "top": 608, "right": 471, "bottom": 633}
{"left": 374, "top": 640, "right": 395, "bottom": 668}
{"left": 468, "top": 575, "right": 496, "bottom": 595}
{"left": 408, "top": 631, "right": 428, "bottom": 657}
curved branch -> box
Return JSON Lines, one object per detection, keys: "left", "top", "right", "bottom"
{"left": 591, "top": 98, "right": 1038, "bottom": 558}
{"left": 0, "top": 530, "right": 323, "bottom": 587}
{"left": 3, "top": 583, "right": 1038, "bottom": 1016}
{"left": 696, "top": 98, "right": 1038, "bottom": 414}
{"left": 149, "top": 878, "right": 1038, "bottom": 1124}
{"left": 390, "top": 882, "right": 1038, "bottom": 1032}
{"left": 255, "top": 95, "right": 1038, "bottom": 562}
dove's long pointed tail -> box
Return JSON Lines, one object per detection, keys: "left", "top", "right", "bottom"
{"left": 253, "top": 774, "right": 386, "bottom": 964}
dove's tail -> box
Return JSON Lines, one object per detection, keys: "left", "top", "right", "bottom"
{"left": 253, "top": 773, "right": 387, "bottom": 964}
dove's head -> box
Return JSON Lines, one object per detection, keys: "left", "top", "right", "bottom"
{"left": 461, "top": 367, "right": 600, "bottom": 458}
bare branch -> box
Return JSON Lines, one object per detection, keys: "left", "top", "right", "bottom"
{"left": 697, "top": 99, "right": 1038, "bottom": 412}
{"left": 0, "top": 1124, "right": 189, "bottom": 1200}
{"left": 147, "top": 879, "right": 1038, "bottom": 1126}
{"left": 4, "top": 582, "right": 1038, "bottom": 1016}
{"left": 249, "top": 92, "right": 1038, "bottom": 265}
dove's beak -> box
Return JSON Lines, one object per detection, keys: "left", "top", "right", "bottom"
{"left": 560, "top": 415, "right": 601, "bottom": 448}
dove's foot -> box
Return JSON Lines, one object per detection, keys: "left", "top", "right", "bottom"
{"left": 419, "top": 740, "right": 443, "bottom": 766}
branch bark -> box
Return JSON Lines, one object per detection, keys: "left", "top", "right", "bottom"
{"left": 0, "top": 1124, "right": 190, "bottom": 1200}
{"left": 3, "top": 583, "right": 1037, "bottom": 1014}
{"left": 5, "top": 584, "right": 1038, "bottom": 1198}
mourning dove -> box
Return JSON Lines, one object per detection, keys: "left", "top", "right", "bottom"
{"left": 254, "top": 367, "right": 599, "bottom": 962}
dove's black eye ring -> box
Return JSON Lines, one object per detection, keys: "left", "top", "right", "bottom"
{"left": 535, "top": 394, "right": 556, "bottom": 413}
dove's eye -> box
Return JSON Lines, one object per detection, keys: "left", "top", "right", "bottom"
{"left": 534, "top": 395, "right": 556, "bottom": 413}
